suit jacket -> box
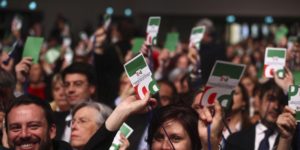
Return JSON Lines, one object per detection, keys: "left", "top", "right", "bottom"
{"left": 53, "top": 111, "right": 70, "bottom": 140}
{"left": 225, "top": 124, "right": 279, "bottom": 150}
{"left": 83, "top": 124, "right": 117, "bottom": 150}
{"left": 126, "top": 113, "right": 149, "bottom": 150}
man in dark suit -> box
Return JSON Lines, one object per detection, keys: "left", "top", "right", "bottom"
{"left": 226, "top": 79, "right": 289, "bottom": 150}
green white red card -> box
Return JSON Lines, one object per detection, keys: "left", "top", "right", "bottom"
{"left": 124, "top": 53, "right": 159, "bottom": 99}
{"left": 146, "top": 16, "right": 161, "bottom": 46}
{"left": 288, "top": 85, "right": 300, "bottom": 122}
{"left": 200, "top": 61, "right": 245, "bottom": 109}
{"left": 109, "top": 123, "right": 133, "bottom": 150}
{"left": 189, "top": 26, "right": 205, "bottom": 49}
{"left": 264, "top": 47, "right": 286, "bottom": 78}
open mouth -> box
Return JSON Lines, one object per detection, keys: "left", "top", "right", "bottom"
{"left": 19, "top": 143, "right": 34, "bottom": 150}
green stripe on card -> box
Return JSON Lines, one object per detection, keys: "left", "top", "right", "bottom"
{"left": 192, "top": 27, "right": 204, "bottom": 34}
{"left": 149, "top": 18, "right": 160, "bottom": 26}
{"left": 212, "top": 62, "right": 244, "bottom": 79}
{"left": 267, "top": 49, "right": 285, "bottom": 58}
{"left": 125, "top": 55, "right": 147, "bottom": 77}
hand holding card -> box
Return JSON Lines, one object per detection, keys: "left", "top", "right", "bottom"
{"left": 109, "top": 123, "right": 133, "bottom": 150}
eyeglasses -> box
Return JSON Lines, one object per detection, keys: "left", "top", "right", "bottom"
{"left": 71, "top": 117, "right": 92, "bottom": 127}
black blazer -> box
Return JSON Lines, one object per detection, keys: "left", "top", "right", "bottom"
{"left": 225, "top": 124, "right": 279, "bottom": 150}
{"left": 53, "top": 111, "right": 70, "bottom": 140}
{"left": 126, "top": 113, "right": 149, "bottom": 150}
{"left": 83, "top": 124, "right": 117, "bottom": 150}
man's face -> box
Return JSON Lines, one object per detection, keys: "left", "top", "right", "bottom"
{"left": 64, "top": 73, "right": 95, "bottom": 107}
{"left": 259, "top": 91, "right": 283, "bottom": 125}
{"left": 7, "top": 104, "right": 56, "bottom": 150}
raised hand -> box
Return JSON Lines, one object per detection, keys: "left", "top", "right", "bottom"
{"left": 105, "top": 93, "right": 157, "bottom": 131}
{"left": 276, "top": 106, "right": 297, "bottom": 150}
{"left": 273, "top": 66, "right": 294, "bottom": 93}
{"left": 197, "top": 101, "right": 223, "bottom": 150}
{"left": 119, "top": 133, "right": 130, "bottom": 150}
{"left": 277, "top": 106, "right": 297, "bottom": 139}
{"left": 15, "top": 57, "right": 32, "bottom": 83}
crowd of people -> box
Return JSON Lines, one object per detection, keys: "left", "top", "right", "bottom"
{"left": 0, "top": 13, "right": 300, "bottom": 150}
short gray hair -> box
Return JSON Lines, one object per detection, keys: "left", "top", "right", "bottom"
{"left": 72, "top": 102, "right": 112, "bottom": 127}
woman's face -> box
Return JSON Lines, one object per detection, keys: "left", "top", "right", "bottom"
{"left": 151, "top": 120, "right": 192, "bottom": 150}
{"left": 176, "top": 55, "right": 189, "bottom": 70}
{"left": 71, "top": 107, "right": 100, "bottom": 150}
{"left": 241, "top": 77, "right": 255, "bottom": 97}
{"left": 232, "top": 86, "right": 246, "bottom": 111}
{"left": 53, "top": 81, "right": 68, "bottom": 107}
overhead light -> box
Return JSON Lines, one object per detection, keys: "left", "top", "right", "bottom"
{"left": 0, "top": 0, "right": 7, "bottom": 8}
{"left": 264, "top": 16, "right": 273, "bottom": 24}
{"left": 106, "top": 7, "right": 114, "bottom": 15}
{"left": 124, "top": 8, "right": 132, "bottom": 17}
{"left": 226, "top": 15, "right": 236, "bottom": 23}
{"left": 28, "top": 1, "right": 37, "bottom": 10}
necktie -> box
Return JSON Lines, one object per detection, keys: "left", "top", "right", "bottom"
{"left": 258, "top": 129, "right": 273, "bottom": 150}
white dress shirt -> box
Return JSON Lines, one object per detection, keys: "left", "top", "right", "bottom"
{"left": 62, "top": 113, "right": 72, "bottom": 143}
{"left": 254, "top": 122, "right": 278, "bottom": 150}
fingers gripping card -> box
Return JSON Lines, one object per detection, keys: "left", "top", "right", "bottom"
{"left": 109, "top": 123, "right": 133, "bottom": 150}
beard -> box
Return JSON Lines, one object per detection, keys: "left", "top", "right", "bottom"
{"left": 10, "top": 133, "right": 52, "bottom": 150}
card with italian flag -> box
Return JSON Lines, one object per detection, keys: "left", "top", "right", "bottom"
{"left": 189, "top": 26, "right": 205, "bottom": 50}
{"left": 109, "top": 123, "right": 133, "bottom": 150}
{"left": 288, "top": 85, "right": 300, "bottom": 122}
{"left": 146, "top": 16, "right": 161, "bottom": 46}
{"left": 264, "top": 47, "right": 286, "bottom": 78}
{"left": 200, "top": 61, "right": 245, "bottom": 109}
{"left": 124, "top": 53, "right": 159, "bottom": 99}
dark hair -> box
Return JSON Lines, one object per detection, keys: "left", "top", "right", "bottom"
{"left": 5, "top": 95, "right": 55, "bottom": 130}
{"left": 156, "top": 79, "right": 178, "bottom": 105}
{"left": 236, "top": 83, "right": 251, "bottom": 129}
{"left": 147, "top": 105, "right": 201, "bottom": 150}
{"left": 258, "top": 79, "right": 285, "bottom": 105}
{"left": 0, "top": 68, "right": 16, "bottom": 112}
{"left": 61, "top": 62, "right": 97, "bottom": 86}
